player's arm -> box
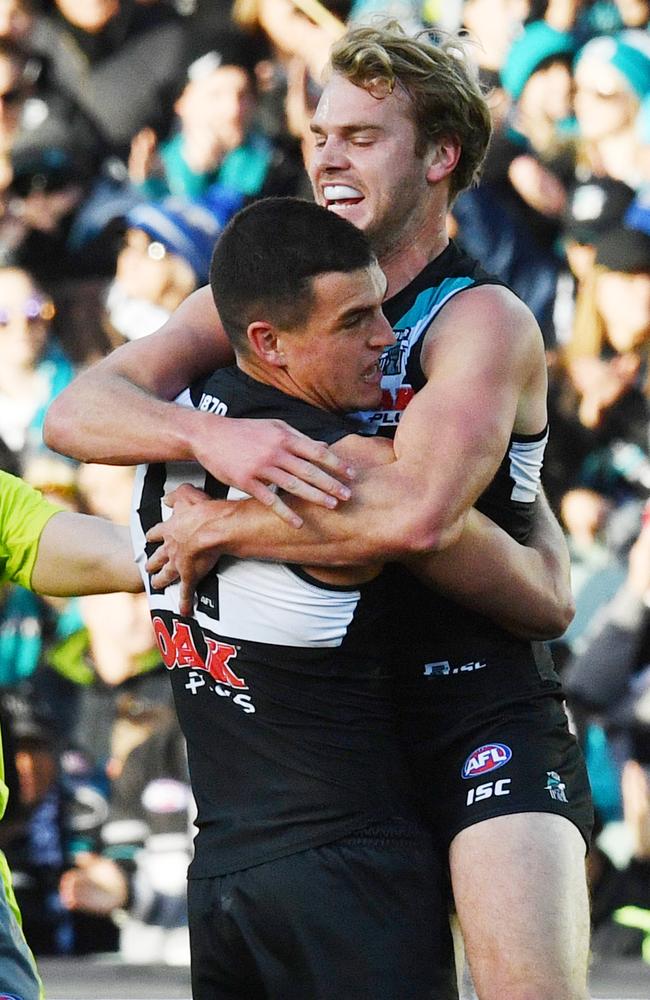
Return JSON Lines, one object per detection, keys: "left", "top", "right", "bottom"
{"left": 31, "top": 513, "right": 142, "bottom": 596}
{"left": 147, "top": 285, "right": 547, "bottom": 565}
{"left": 384, "top": 284, "right": 549, "bottom": 552}
{"left": 148, "top": 457, "right": 572, "bottom": 640}
{"left": 404, "top": 489, "right": 574, "bottom": 640}
{"left": 43, "top": 287, "right": 355, "bottom": 524}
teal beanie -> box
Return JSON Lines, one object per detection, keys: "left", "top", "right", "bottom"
{"left": 576, "top": 31, "right": 650, "bottom": 99}
{"left": 501, "top": 21, "right": 575, "bottom": 100}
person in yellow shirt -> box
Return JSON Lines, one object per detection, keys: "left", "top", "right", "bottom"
{"left": 0, "top": 469, "right": 140, "bottom": 1000}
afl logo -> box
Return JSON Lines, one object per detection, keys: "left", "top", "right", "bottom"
{"left": 0, "top": 994, "right": 25, "bottom": 999}
{"left": 462, "top": 743, "right": 512, "bottom": 779}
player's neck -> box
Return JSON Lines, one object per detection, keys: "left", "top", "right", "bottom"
{"left": 379, "top": 229, "right": 450, "bottom": 299}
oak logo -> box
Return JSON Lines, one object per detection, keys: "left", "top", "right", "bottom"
{"left": 152, "top": 616, "right": 246, "bottom": 689}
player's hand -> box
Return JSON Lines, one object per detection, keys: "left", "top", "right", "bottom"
{"left": 146, "top": 487, "right": 230, "bottom": 616}
{"left": 191, "top": 416, "right": 354, "bottom": 527}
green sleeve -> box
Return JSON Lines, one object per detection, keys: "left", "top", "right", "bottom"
{"left": 0, "top": 471, "right": 63, "bottom": 589}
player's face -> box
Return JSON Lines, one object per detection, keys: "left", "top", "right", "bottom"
{"left": 280, "top": 261, "right": 394, "bottom": 412}
{"left": 309, "top": 74, "right": 433, "bottom": 260}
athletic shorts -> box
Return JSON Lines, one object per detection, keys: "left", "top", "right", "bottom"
{"left": 396, "top": 639, "right": 594, "bottom": 851}
{"left": 0, "top": 850, "right": 43, "bottom": 1000}
{"left": 188, "top": 815, "right": 455, "bottom": 1000}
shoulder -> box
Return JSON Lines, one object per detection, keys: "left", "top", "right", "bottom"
{"left": 423, "top": 283, "right": 543, "bottom": 366}
{"left": 437, "top": 282, "right": 539, "bottom": 335}
{"left": 421, "top": 285, "right": 546, "bottom": 385}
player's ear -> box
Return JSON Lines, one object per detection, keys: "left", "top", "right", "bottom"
{"left": 247, "top": 321, "right": 285, "bottom": 365}
{"left": 425, "top": 137, "right": 460, "bottom": 183}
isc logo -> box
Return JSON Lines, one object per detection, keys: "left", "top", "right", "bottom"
{"left": 466, "top": 778, "right": 511, "bottom": 806}
{"left": 462, "top": 743, "right": 512, "bottom": 778}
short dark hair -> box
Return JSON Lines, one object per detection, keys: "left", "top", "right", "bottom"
{"left": 209, "top": 197, "right": 376, "bottom": 351}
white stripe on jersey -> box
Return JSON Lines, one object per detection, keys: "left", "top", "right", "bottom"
{"left": 509, "top": 429, "right": 549, "bottom": 502}
{"left": 131, "top": 427, "right": 362, "bottom": 649}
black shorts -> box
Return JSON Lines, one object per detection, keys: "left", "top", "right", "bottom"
{"left": 188, "top": 816, "right": 454, "bottom": 1000}
{"left": 396, "top": 639, "right": 594, "bottom": 851}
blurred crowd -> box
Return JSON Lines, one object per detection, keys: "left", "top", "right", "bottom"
{"left": 0, "top": 0, "right": 649, "bottom": 971}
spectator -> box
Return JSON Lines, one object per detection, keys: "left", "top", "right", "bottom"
{"left": 59, "top": 709, "right": 193, "bottom": 966}
{"left": 0, "top": 688, "right": 73, "bottom": 955}
{"left": 542, "top": 226, "right": 650, "bottom": 533}
{"left": 573, "top": 30, "right": 650, "bottom": 190}
{"left": 563, "top": 514, "right": 650, "bottom": 938}
{"left": 23, "top": 0, "right": 186, "bottom": 158}
{"left": 102, "top": 196, "right": 227, "bottom": 344}
{"left": 0, "top": 37, "right": 104, "bottom": 281}
{"left": 128, "top": 30, "right": 304, "bottom": 203}
{"left": 451, "top": 18, "right": 583, "bottom": 344}
{"left": 0, "top": 265, "right": 74, "bottom": 462}
{"left": 559, "top": 485, "right": 627, "bottom": 653}
{"left": 562, "top": 177, "right": 637, "bottom": 309}
{"left": 460, "top": 0, "right": 527, "bottom": 85}
{"left": 68, "top": 463, "right": 172, "bottom": 771}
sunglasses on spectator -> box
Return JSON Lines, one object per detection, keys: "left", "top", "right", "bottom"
{"left": 0, "top": 297, "right": 55, "bottom": 326}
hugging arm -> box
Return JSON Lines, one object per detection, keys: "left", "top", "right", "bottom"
{"left": 43, "top": 286, "right": 355, "bottom": 524}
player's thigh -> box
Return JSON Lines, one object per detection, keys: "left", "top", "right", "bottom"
{"left": 412, "top": 686, "right": 594, "bottom": 856}
{"left": 450, "top": 812, "right": 590, "bottom": 1000}
{"left": 0, "top": 850, "right": 43, "bottom": 1000}
{"left": 412, "top": 693, "right": 592, "bottom": 999}
{"left": 190, "top": 816, "right": 447, "bottom": 1000}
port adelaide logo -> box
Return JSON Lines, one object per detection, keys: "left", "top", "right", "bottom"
{"left": 462, "top": 743, "right": 512, "bottom": 779}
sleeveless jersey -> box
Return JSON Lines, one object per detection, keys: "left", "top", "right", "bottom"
{"left": 361, "top": 241, "right": 557, "bottom": 683}
{"left": 355, "top": 240, "right": 548, "bottom": 543}
{"left": 131, "top": 368, "right": 417, "bottom": 877}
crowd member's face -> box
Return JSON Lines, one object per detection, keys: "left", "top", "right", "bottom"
{"left": 54, "top": 0, "right": 119, "bottom": 32}
{"left": 520, "top": 61, "right": 573, "bottom": 124}
{"left": 597, "top": 268, "right": 650, "bottom": 352}
{"left": 176, "top": 65, "right": 255, "bottom": 152}
{"left": 0, "top": 267, "right": 52, "bottom": 369}
{"left": 116, "top": 227, "right": 192, "bottom": 305}
{"left": 309, "top": 73, "right": 434, "bottom": 260}
{"left": 0, "top": 0, "right": 33, "bottom": 41}
{"left": 272, "top": 262, "right": 395, "bottom": 413}
{"left": 461, "top": 0, "right": 523, "bottom": 70}
{"left": 574, "top": 59, "right": 639, "bottom": 140}
{"left": 0, "top": 52, "right": 28, "bottom": 152}
{"left": 615, "top": 0, "right": 649, "bottom": 27}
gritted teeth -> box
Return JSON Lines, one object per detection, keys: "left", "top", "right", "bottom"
{"left": 323, "top": 184, "right": 363, "bottom": 202}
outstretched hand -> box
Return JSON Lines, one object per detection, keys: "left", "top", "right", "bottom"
{"left": 146, "top": 486, "right": 233, "bottom": 616}
{"left": 191, "top": 417, "right": 354, "bottom": 528}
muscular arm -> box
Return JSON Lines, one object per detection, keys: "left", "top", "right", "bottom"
{"left": 151, "top": 285, "right": 549, "bottom": 564}
{"left": 31, "top": 513, "right": 142, "bottom": 596}
{"left": 149, "top": 466, "right": 573, "bottom": 640}
{"left": 44, "top": 287, "right": 232, "bottom": 464}
{"left": 404, "top": 489, "right": 574, "bottom": 639}
{"left": 44, "top": 287, "right": 354, "bottom": 523}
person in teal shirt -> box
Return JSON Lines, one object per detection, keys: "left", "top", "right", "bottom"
{"left": 130, "top": 37, "right": 302, "bottom": 205}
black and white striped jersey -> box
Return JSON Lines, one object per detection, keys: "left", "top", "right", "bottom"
{"left": 131, "top": 367, "right": 416, "bottom": 878}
